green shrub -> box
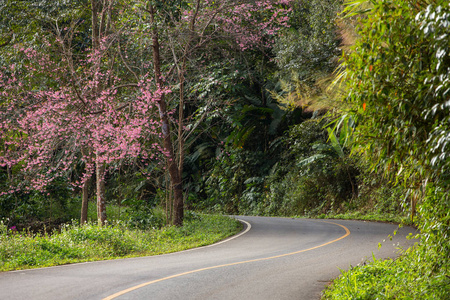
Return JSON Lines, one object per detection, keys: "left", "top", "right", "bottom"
{"left": 323, "top": 0, "right": 450, "bottom": 298}
{"left": 124, "top": 206, "right": 165, "bottom": 230}
{"left": 323, "top": 247, "right": 450, "bottom": 300}
{"left": 261, "top": 119, "right": 360, "bottom": 217}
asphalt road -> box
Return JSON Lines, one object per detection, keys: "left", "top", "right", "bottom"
{"left": 0, "top": 216, "right": 417, "bottom": 300}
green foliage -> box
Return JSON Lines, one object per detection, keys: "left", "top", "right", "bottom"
{"left": 124, "top": 205, "right": 165, "bottom": 230}
{"left": 323, "top": 1, "right": 450, "bottom": 299}
{"left": 416, "top": 185, "right": 450, "bottom": 278}
{"left": 274, "top": 0, "right": 342, "bottom": 82}
{"left": 343, "top": 0, "right": 449, "bottom": 187}
{"left": 0, "top": 179, "right": 78, "bottom": 230}
{"left": 323, "top": 247, "right": 450, "bottom": 299}
{"left": 201, "top": 113, "right": 362, "bottom": 217}
{"left": 83, "top": 200, "right": 165, "bottom": 231}
{"left": 261, "top": 119, "right": 359, "bottom": 216}
{"left": 419, "top": 4, "right": 450, "bottom": 182}
{"left": 343, "top": 0, "right": 450, "bottom": 263}
{"left": 0, "top": 214, "right": 241, "bottom": 272}
{"left": 205, "top": 147, "right": 270, "bottom": 214}
{"left": 347, "top": 173, "right": 408, "bottom": 220}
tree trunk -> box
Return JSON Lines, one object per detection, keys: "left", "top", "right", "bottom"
{"left": 80, "top": 178, "right": 89, "bottom": 224}
{"left": 91, "top": 0, "right": 107, "bottom": 226}
{"left": 80, "top": 149, "right": 90, "bottom": 224}
{"left": 149, "top": 4, "right": 184, "bottom": 226}
{"left": 96, "top": 156, "right": 107, "bottom": 226}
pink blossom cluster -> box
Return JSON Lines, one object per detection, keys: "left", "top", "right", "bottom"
{"left": 196, "top": 0, "right": 293, "bottom": 50}
{"left": 0, "top": 45, "right": 164, "bottom": 193}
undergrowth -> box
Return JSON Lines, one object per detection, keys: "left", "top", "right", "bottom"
{"left": 322, "top": 246, "right": 450, "bottom": 300}
{"left": 0, "top": 214, "right": 242, "bottom": 272}
{"left": 322, "top": 185, "right": 450, "bottom": 300}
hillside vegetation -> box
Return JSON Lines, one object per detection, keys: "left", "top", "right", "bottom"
{"left": 323, "top": 0, "right": 450, "bottom": 298}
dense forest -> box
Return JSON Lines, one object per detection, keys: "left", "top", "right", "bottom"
{"left": 0, "top": 0, "right": 348, "bottom": 228}
{"left": 0, "top": 0, "right": 449, "bottom": 298}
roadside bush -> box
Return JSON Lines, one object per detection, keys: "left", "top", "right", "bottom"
{"left": 323, "top": 0, "right": 450, "bottom": 298}
{"left": 262, "top": 119, "right": 359, "bottom": 216}
{"left": 0, "top": 175, "right": 78, "bottom": 231}
{"left": 323, "top": 246, "right": 450, "bottom": 300}
{"left": 205, "top": 147, "right": 269, "bottom": 214}
{"left": 124, "top": 205, "right": 165, "bottom": 230}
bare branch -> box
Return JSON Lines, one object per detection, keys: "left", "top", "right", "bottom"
{"left": 118, "top": 40, "right": 140, "bottom": 82}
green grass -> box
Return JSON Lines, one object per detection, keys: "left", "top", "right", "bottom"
{"left": 0, "top": 214, "right": 242, "bottom": 272}
{"left": 322, "top": 247, "right": 450, "bottom": 300}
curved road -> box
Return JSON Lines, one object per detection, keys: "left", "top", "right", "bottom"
{"left": 0, "top": 216, "right": 417, "bottom": 300}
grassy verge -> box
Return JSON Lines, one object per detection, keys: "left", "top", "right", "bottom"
{"left": 320, "top": 209, "right": 449, "bottom": 299}
{"left": 316, "top": 211, "right": 411, "bottom": 225}
{"left": 322, "top": 246, "right": 450, "bottom": 299}
{"left": 0, "top": 214, "right": 242, "bottom": 272}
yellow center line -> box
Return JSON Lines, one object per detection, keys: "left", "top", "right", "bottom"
{"left": 103, "top": 220, "right": 350, "bottom": 300}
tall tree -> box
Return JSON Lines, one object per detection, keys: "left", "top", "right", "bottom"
{"left": 140, "top": 0, "right": 293, "bottom": 225}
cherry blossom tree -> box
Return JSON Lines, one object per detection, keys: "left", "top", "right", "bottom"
{"left": 0, "top": 1, "right": 164, "bottom": 225}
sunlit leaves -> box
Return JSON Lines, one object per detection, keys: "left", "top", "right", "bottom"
{"left": 345, "top": 0, "right": 437, "bottom": 183}
{"left": 343, "top": 0, "right": 450, "bottom": 282}
{"left": 274, "top": 0, "right": 342, "bottom": 81}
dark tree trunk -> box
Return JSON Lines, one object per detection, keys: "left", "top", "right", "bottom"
{"left": 80, "top": 178, "right": 89, "bottom": 224}
{"left": 149, "top": 4, "right": 184, "bottom": 226}
{"left": 96, "top": 159, "right": 107, "bottom": 225}
{"left": 91, "top": 0, "right": 108, "bottom": 226}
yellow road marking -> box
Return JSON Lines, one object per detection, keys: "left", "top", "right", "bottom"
{"left": 103, "top": 220, "right": 350, "bottom": 300}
